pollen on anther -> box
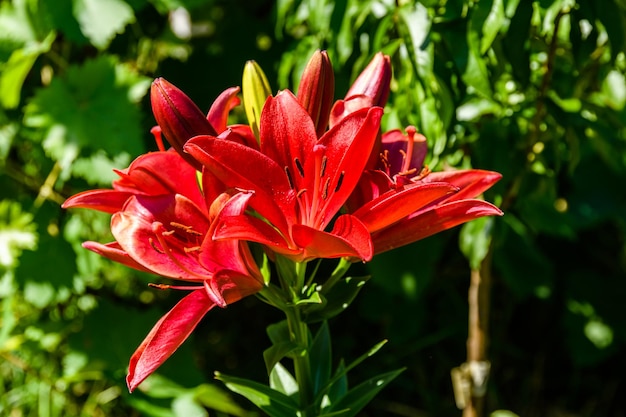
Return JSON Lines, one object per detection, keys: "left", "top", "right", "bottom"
{"left": 149, "top": 238, "right": 165, "bottom": 254}
{"left": 320, "top": 156, "right": 327, "bottom": 177}
{"left": 322, "top": 177, "right": 331, "bottom": 199}
{"left": 184, "top": 246, "right": 201, "bottom": 253}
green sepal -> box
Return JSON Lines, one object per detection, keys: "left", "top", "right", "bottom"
{"left": 215, "top": 372, "right": 299, "bottom": 417}
{"left": 303, "top": 276, "right": 370, "bottom": 322}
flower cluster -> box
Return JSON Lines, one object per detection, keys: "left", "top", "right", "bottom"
{"left": 63, "top": 50, "right": 502, "bottom": 393}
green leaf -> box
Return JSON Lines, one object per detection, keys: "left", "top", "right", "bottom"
{"left": 0, "top": 32, "right": 54, "bottom": 109}
{"left": 0, "top": 200, "right": 38, "bottom": 269}
{"left": 480, "top": 0, "right": 505, "bottom": 54}
{"left": 72, "top": 0, "right": 135, "bottom": 49}
{"left": 459, "top": 216, "right": 495, "bottom": 269}
{"left": 309, "top": 321, "right": 331, "bottom": 396}
{"left": 216, "top": 372, "right": 300, "bottom": 417}
{"left": 70, "top": 150, "right": 131, "bottom": 185}
{"left": 303, "top": 276, "right": 370, "bottom": 322}
{"left": 263, "top": 340, "right": 302, "bottom": 376}
{"left": 24, "top": 56, "right": 149, "bottom": 170}
{"left": 194, "top": 383, "right": 252, "bottom": 417}
{"left": 324, "top": 368, "right": 404, "bottom": 417}
{"left": 172, "top": 393, "right": 208, "bottom": 417}
{"left": 269, "top": 362, "right": 298, "bottom": 397}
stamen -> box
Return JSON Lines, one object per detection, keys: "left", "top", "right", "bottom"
{"left": 184, "top": 246, "right": 201, "bottom": 253}
{"left": 320, "top": 156, "right": 327, "bottom": 177}
{"left": 297, "top": 189, "right": 307, "bottom": 198}
{"left": 294, "top": 158, "right": 305, "bottom": 177}
{"left": 149, "top": 238, "right": 165, "bottom": 254}
{"left": 149, "top": 283, "right": 202, "bottom": 291}
{"left": 334, "top": 171, "right": 345, "bottom": 192}
{"left": 322, "top": 177, "right": 330, "bottom": 199}
{"left": 170, "top": 222, "right": 202, "bottom": 236}
{"left": 285, "top": 166, "right": 294, "bottom": 189}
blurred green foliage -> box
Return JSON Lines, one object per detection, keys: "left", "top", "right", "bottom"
{"left": 1, "top": 0, "right": 625, "bottom": 416}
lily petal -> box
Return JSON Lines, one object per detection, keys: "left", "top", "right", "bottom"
{"left": 292, "top": 214, "right": 373, "bottom": 261}
{"left": 371, "top": 200, "right": 504, "bottom": 254}
{"left": 62, "top": 189, "right": 133, "bottom": 213}
{"left": 82, "top": 241, "right": 154, "bottom": 273}
{"left": 421, "top": 170, "right": 502, "bottom": 202}
{"left": 207, "top": 87, "right": 241, "bottom": 133}
{"left": 352, "top": 182, "right": 459, "bottom": 233}
{"left": 127, "top": 289, "right": 215, "bottom": 392}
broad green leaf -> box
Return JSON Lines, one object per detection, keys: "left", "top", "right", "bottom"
{"left": 70, "top": 151, "right": 131, "bottom": 186}
{"left": 72, "top": 0, "right": 135, "bottom": 49}
{"left": 0, "top": 200, "right": 37, "bottom": 269}
{"left": 216, "top": 372, "right": 300, "bottom": 417}
{"left": 481, "top": 0, "right": 505, "bottom": 54}
{"left": 124, "top": 396, "right": 176, "bottom": 417}
{"left": 398, "top": 3, "right": 433, "bottom": 78}
{"left": 324, "top": 369, "right": 404, "bottom": 416}
{"left": 172, "top": 393, "right": 208, "bottom": 417}
{"left": 309, "top": 321, "right": 331, "bottom": 395}
{"left": 24, "top": 56, "right": 149, "bottom": 170}
{"left": 0, "top": 32, "right": 54, "bottom": 108}
{"left": 459, "top": 216, "right": 495, "bottom": 269}
{"left": 194, "top": 383, "right": 252, "bottom": 417}
{"left": 269, "top": 362, "right": 298, "bottom": 397}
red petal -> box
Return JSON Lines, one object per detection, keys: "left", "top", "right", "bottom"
{"left": 352, "top": 182, "right": 458, "bottom": 233}
{"left": 207, "top": 87, "right": 241, "bottom": 133}
{"left": 260, "top": 91, "right": 318, "bottom": 192}
{"left": 127, "top": 289, "right": 216, "bottom": 392}
{"left": 371, "top": 200, "right": 503, "bottom": 254}
{"left": 82, "top": 241, "right": 154, "bottom": 273}
{"left": 111, "top": 195, "right": 211, "bottom": 280}
{"left": 421, "top": 170, "right": 502, "bottom": 202}
{"left": 292, "top": 214, "right": 373, "bottom": 261}
{"left": 184, "top": 135, "right": 294, "bottom": 233}
{"left": 313, "top": 106, "right": 383, "bottom": 223}
{"left": 62, "top": 189, "right": 132, "bottom": 214}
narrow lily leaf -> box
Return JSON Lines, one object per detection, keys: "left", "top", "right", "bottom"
{"left": 266, "top": 320, "right": 291, "bottom": 345}
{"left": 309, "top": 321, "right": 332, "bottom": 396}
{"left": 269, "top": 362, "right": 298, "bottom": 397}
{"left": 325, "top": 361, "right": 348, "bottom": 408}
{"left": 215, "top": 372, "right": 300, "bottom": 417}
{"left": 303, "top": 276, "right": 371, "bottom": 323}
{"left": 263, "top": 341, "right": 303, "bottom": 376}
{"left": 325, "top": 369, "right": 405, "bottom": 417}
{"left": 313, "top": 340, "right": 388, "bottom": 405}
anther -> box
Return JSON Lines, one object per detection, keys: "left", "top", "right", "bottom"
{"left": 322, "top": 177, "right": 331, "bottom": 199}
{"left": 320, "top": 156, "right": 327, "bottom": 177}
{"left": 297, "top": 189, "right": 307, "bottom": 198}
{"left": 184, "top": 246, "right": 201, "bottom": 253}
{"left": 294, "top": 158, "right": 305, "bottom": 177}
{"left": 334, "top": 171, "right": 345, "bottom": 192}
{"left": 285, "top": 166, "right": 294, "bottom": 189}
{"left": 149, "top": 238, "right": 165, "bottom": 254}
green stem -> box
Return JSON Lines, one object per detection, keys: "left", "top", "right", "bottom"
{"left": 285, "top": 306, "right": 313, "bottom": 414}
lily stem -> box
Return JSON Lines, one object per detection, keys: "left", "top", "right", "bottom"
{"left": 285, "top": 306, "right": 313, "bottom": 415}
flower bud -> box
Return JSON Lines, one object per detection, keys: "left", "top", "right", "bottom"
{"left": 297, "top": 50, "right": 335, "bottom": 137}
{"left": 242, "top": 60, "right": 272, "bottom": 141}
{"left": 151, "top": 78, "right": 216, "bottom": 170}
{"left": 330, "top": 53, "right": 392, "bottom": 127}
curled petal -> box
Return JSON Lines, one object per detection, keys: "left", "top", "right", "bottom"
{"left": 82, "top": 241, "right": 154, "bottom": 273}
{"left": 352, "top": 182, "right": 458, "bottom": 233}
{"left": 207, "top": 87, "right": 241, "bottom": 133}
{"left": 62, "top": 189, "right": 132, "bottom": 214}
{"left": 421, "top": 170, "right": 502, "bottom": 202}
{"left": 371, "top": 200, "right": 503, "bottom": 254}
{"left": 292, "top": 214, "right": 373, "bottom": 262}
{"left": 127, "top": 289, "right": 216, "bottom": 392}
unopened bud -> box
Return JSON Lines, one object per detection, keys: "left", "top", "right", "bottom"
{"left": 242, "top": 60, "right": 272, "bottom": 141}
{"left": 297, "top": 50, "right": 335, "bottom": 137}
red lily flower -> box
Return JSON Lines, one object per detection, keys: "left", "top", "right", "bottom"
{"left": 185, "top": 90, "right": 383, "bottom": 262}
{"left": 63, "top": 151, "right": 263, "bottom": 392}
{"left": 348, "top": 126, "right": 503, "bottom": 254}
